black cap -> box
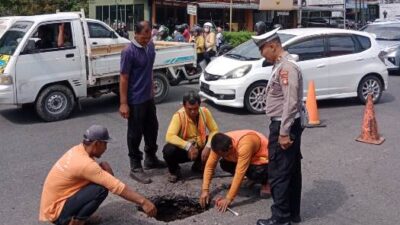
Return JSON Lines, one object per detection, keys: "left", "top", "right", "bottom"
{"left": 83, "top": 125, "right": 114, "bottom": 143}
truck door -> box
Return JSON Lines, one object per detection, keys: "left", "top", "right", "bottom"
{"left": 15, "top": 21, "right": 82, "bottom": 104}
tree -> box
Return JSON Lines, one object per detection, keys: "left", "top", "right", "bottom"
{"left": 0, "top": 0, "right": 88, "bottom": 16}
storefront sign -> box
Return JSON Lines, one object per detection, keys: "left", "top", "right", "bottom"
{"left": 306, "top": 0, "right": 344, "bottom": 5}
{"left": 187, "top": 4, "right": 197, "bottom": 16}
{"left": 259, "top": 0, "right": 297, "bottom": 10}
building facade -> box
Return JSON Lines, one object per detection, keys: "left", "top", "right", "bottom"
{"left": 88, "top": 0, "right": 151, "bottom": 31}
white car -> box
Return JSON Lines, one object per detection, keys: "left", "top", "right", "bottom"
{"left": 199, "top": 28, "right": 389, "bottom": 114}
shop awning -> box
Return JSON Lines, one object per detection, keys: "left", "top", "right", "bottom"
{"left": 198, "top": 2, "right": 259, "bottom": 9}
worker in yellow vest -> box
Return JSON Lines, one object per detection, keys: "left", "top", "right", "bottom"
{"left": 163, "top": 91, "right": 219, "bottom": 183}
{"left": 200, "top": 130, "right": 271, "bottom": 212}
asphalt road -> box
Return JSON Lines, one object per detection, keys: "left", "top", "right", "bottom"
{"left": 1, "top": 74, "right": 399, "bottom": 225}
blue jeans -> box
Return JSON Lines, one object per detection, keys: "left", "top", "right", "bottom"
{"left": 53, "top": 183, "right": 108, "bottom": 225}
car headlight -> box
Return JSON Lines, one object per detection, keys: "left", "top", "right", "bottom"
{"left": 384, "top": 46, "right": 398, "bottom": 54}
{"left": 0, "top": 74, "right": 13, "bottom": 85}
{"left": 221, "top": 65, "right": 252, "bottom": 79}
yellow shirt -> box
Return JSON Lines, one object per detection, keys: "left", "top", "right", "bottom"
{"left": 39, "top": 144, "right": 125, "bottom": 222}
{"left": 165, "top": 107, "right": 218, "bottom": 150}
{"left": 202, "top": 134, "right": 261, "bottom": 201}
{"left": 195, "top": 36, "right": 205, "bottom": 54}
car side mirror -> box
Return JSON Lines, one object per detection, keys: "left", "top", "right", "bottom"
{"left": 290, "top": 54, "right": 299, "bottom": 62}
{"left": 110, "top": 32, "right": 118, "bottom": 39}
{"left": 262, "top": 59, "right": 272, "bottom": 67}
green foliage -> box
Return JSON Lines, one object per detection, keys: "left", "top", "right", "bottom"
{"left": 0, "top": 0, "right": 88, "bottom": 17}
{"left": 223, "top": 31, "right": 255, "bottom": 47}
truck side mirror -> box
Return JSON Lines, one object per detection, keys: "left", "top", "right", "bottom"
{"left": 21, "top": 39, "right": 39, "bottom": 54}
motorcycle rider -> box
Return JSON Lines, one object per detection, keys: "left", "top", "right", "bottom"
{"left": 203, "top": 22, "right": 216, "bottom": 64}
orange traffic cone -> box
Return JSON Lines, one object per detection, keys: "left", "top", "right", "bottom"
{"left": 356, "top": 94, "right": 385, "bottom": 145}
{"left": 305, "top": 80, "right": 325, "bottom": 128}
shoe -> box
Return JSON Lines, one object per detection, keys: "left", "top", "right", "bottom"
{"left": 167, "top": 168, "right": 181, "bottom": 183}
{"left": 191, "top": 161, "right": 203, "bottom": 173}
{"left": 260, "top": 183, "right": 271, "bottom": 199}
{"left": 256, "top": 218, "right": 291, "bottom": 225}
{"left": 85, "top": 214, "right": 102, "bottom": 225}
{"left": 129, "top": 168, "right": 152, "bottom": 184}
{"left": 291, "top": 215, "right": 301, "bottom": 223}
{"left": 144, "top": 155, "right": 167, "bottom": 169}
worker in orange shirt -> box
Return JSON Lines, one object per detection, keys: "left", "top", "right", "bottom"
{"left": 39, "top": 125, "right": 156, "bottom": 225}
{"left": 199, "top": 130, "right": 271, "bottom": 212}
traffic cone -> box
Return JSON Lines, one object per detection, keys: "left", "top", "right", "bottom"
{"left": 356, "top": 94, "right": 385, "bottom": 145}
{"left": 305, "top": 80, "right": 325, "bottom": 128}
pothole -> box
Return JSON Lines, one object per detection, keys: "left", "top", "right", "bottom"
{"left": 138, "top": 195, "right": 208, "bottom": 222}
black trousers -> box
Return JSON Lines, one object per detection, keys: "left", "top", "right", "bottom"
{"left": 203, "top": 50, "right": 216, "bottom": 64}
{"left": 127, "top": 99, "right": 159, "bottom": 163}
{"left": 162, "top": 143, "right": 201, "bottom": 174}
{"left": 220, "top": 159, "right": 269, "bottom": 185}
{"left": 268, "top": 118, "right": 303, "bottom": 223}
{"left": 53, "top": 183, "right": 108, "bottom": 225}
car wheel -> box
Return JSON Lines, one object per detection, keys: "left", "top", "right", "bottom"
{"left": 153, "top": 71, "right": 170, "bottom": 104}
{"left": 35, "top": 85, "right": 75, "bottom": 122}
{"left": 244, "top": 81, "right": 267, "bottom": 114}
{"left": 357, "top": 75, "right": 383, "bottom": 104}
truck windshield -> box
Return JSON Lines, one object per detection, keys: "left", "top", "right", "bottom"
{"left": 225, "top": 33, "right": 296, "bottom": 60}
{"left": 0, "top": 21, "right": 33, "bottom": 55}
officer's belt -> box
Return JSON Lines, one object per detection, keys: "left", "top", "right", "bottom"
{"left": 271, "top": 112, "right": 300, "bottom": 122}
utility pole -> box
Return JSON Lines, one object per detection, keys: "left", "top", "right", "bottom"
{"left": 229, "top": 0, "right": 233, "bottom": 32}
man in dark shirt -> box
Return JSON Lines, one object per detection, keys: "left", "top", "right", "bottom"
{"left": 120, "top": 21, "right": 166, "bottom": 184}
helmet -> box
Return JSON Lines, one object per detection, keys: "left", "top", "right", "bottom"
{"left": 203, "top": 22, "right": 213, "bottom": 28}
{"left": 255, "top": 21, "right": 267, "bottom": 35}
{"left": 158, "top": 25, "right": 169, "bottom": 34}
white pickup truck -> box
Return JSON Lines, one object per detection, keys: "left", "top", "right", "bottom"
{"left": 0, "top": 11, "right": 197, "bottom": 121}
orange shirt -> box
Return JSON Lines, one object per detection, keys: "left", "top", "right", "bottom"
{"left": 202, "top": 132, "right": 268, "bottom": 201}
{"left": 39, "top": 144, "right": 126, "bottom": 222}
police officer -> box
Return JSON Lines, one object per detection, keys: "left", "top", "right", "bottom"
{"left": 253, "top": 28, "right": 304, "bottom": 225}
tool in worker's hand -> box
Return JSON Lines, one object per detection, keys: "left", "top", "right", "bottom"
{"left": 227, "top": 207, "right": 239, "bottom": 216}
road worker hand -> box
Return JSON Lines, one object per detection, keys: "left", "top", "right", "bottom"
{"left": 279, "top": 135, "right": 293, "bottom": 150}
{"left": 199, "top": 190, "right": 210, "bottom": 208}
{"left": 141, "top": 199, "right": 157, "bottom": 217}
{"left": 188, "top": 145, "right": 199, "bottom": 161}
{"left": 119, "top": 103, "right": 129, "bottom": 119}
{"left": 215, "top": 197, "right": 232, "bottom": 213}
{"left": 201, "top": 146, "right": 211, "bottom": 163}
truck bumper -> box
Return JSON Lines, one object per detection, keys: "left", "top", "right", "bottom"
{"left": 0, "top": 85, "right": 15, "bottom": 104}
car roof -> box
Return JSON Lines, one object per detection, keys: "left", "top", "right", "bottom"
{"left": 278, "top": 28, "right": 371, "bottom": 38}
{"left": 367, "top": 20, "right": 400, "bottom": 26}
{"left": 13, "top": 13, "right": 80, "bottom": 24}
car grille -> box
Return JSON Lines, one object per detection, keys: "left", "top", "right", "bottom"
{"left": 204, "top": 71, "right": 221, "bottom": 81}
{"left": 200, "top": 82, "right": 235, "bottom": 100}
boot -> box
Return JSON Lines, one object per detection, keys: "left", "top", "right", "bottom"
{"left": 130, "top": 159, "right": 152, "bottom": 184}
{"left": 191, "top": 160, "right": 203, "bottom": 173}
{"left": 167, "top": 167, "right": 182, "bottom": 183}
{"left": 144, "top": 154, "right": 167, "bottom": 169}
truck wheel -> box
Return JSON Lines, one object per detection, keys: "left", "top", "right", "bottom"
{"left": 357, "top": 75, "right": 382, "bottom": 104}
{"left": 154, "top": 72, "right": 169, "bottom": 104}
{"left": 35, "top": 85, "right": 75, "bottom": 122}
{"left": 244, "top": 81, "right": 267, "bottom": 114}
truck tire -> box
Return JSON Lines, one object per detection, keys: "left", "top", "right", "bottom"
{"left": 35, "top": 85, "right": 76, "bottom": 122}
{"left": 154, "top": 72, "right": 169, "bottom": 104}
{"left": 244, "top": 81, "right": 267, "bottom": 114}
{"left": 357, "top": 75, "right": 383, "bottom": 104}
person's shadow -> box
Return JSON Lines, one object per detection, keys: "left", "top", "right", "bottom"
{"left": 301, "top": 179, "right": 347, "bottom": 221}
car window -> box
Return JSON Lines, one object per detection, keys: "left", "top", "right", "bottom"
{"left": 327, "top": 36, "right": 355, "bottom": 57}
{"left": 286, "top": 37, "right": 325, "bottom": 61}
{"left": 354, "top": 35, "right": 371, "bottom": 51}
{"left": 361, "top": 24, "right": 400, "bottom": 41}
{"left": 88, "top": 22, "right": 112, "bottom": 38}
{"left": 226, "top": 33, "right": 296, "bottom": 61}
{"left": 22, "top": 22, "right": 73, "bottom": 54}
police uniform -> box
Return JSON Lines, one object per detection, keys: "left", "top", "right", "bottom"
{"left": 253, "top": 28, "right": 304, "bottom": 225}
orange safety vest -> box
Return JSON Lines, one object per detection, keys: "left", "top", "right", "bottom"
{"left": 177, "top": 107, "right": 207, "bottom": 147}
{"left": 226, "top": 130, "right": 269, "bottom": 165}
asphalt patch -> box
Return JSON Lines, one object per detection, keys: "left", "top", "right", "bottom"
{"left": 139, "top": 195, "right": 207, "bottom": 222}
